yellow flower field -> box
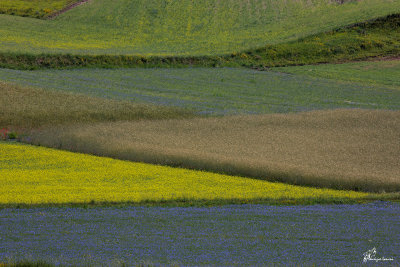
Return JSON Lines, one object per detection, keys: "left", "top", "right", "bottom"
{"left": 0, "top": 142, "right": 369, "bottom": 205}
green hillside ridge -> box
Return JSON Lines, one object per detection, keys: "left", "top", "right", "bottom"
{"left": 0, "top": 0, "right": 399, "bottom": 57}
{"left": 1, "top": 12, "right": 399, "bottom": 70}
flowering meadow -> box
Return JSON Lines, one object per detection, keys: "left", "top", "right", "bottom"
{"left": 1, "top": 203, "right": 399, "bottom": 265}
{"left": 0, "top": 142, "right": 370, "bottom": 205}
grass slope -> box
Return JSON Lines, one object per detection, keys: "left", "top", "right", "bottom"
{"left": 0, "top": 0, "right": 399, "bottom": 56}
{"left": 0, "top": 142, "right": 376, "bottom": 206}
{"left": 0, "top": 81, "right": 195, "bottom": 129}
{"left": 26, "top": 109, "right": 400, "bottom": 193}
{"left": 0, "top": 67, "right": 399, "bottom": 115}
{"left": 0, "top": 0, "right": 79, "bottom": 19}
{"left": 239, "top": 13, "right": 400, "bottom": 68}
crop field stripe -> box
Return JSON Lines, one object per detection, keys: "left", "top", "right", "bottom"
{"left": 274, "top": 59, "right": 400, "bottom": 89}
{"left": 0, "top": 81, "right": 196, "bottom": 129}
{"left": 0, "top": 142, "right": 373, "bottom": 206}
{"left": 0, "top": 67, "right": 399, "bottom": 115}
{"left": 1, "top": 203, "right": 400, "bottom": 265}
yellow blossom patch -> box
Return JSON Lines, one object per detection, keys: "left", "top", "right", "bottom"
{"left": 0, "top": 143, "right": 369, "bottom": 204}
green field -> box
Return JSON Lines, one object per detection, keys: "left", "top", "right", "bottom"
{"left": 1, "top": 7, "right": 399, "bottom": 69}
{"left": 0, "top": 0, "right": 79, "bottom": 18}
{"left": 0, "top": 142, "right": 378, "bottom": 206}
{"left": 275, "top": 59, "right": 400, "bottom": 88}
{"left": 2, "top": 12, "right": 400, "bottom": 70}
{"left": 0, "top": 0, "right": 399, "bottom": 56}
{"left": 1, "top": 66, "right": 399, "bottom": 115}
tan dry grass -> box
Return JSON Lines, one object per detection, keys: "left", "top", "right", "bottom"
{"left": 0, "top": 81, "right": 195, "bottom": 129}
{"left": 27, "top": 109, "right": 400, "bottom": 192}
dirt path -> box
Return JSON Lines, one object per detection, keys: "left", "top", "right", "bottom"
{"left": 47, "top": 0, "right": 91, "bottom": 19}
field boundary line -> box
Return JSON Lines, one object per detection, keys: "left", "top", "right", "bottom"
{"left": 47, "top": 0, "right": 91, "bottom": 20}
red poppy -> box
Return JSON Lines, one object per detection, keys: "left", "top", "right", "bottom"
{"left": 0, "top": 128, "right": 8, "bottom": 140}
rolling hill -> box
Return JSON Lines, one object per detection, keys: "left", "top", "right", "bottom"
{"left": 0, "top": 0, "right": 399, "bottom": 56}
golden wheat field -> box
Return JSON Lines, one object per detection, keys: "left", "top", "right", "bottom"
{"left": 26, "top": 109, "right": 400, "bottom": 192}
{"left": 0, "top": 81, "right": 194, "bottom": 129}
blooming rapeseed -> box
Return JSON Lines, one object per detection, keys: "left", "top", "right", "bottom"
{"left": 0, "top": 143, "right": 369, "bottom": 204}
